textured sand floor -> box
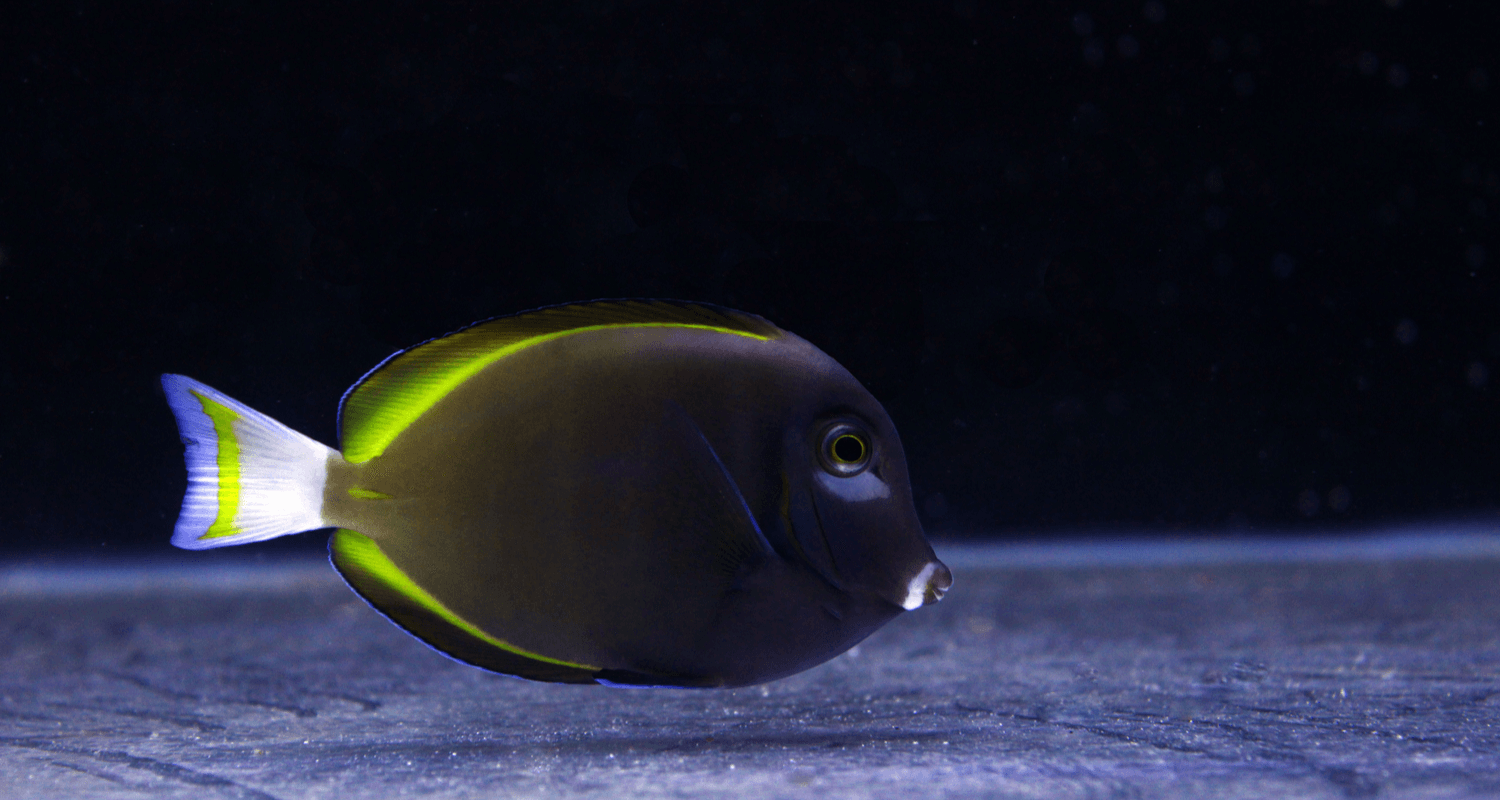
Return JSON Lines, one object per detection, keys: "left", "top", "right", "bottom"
{"left": 2, "top": 532, "right": 1498, "bottom": 799}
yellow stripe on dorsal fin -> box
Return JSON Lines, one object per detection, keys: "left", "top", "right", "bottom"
{"left": 336, "top": 299, "right": 783, "bottom": 463}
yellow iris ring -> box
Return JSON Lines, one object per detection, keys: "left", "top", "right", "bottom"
{"left": 332, "top": 529, "right": 599, "bottom": 671}
{"left": 191, "top": 390, "right": 243, "bottom": 540}
{"left": 831, "top": 433, "right": 867, "bottom": 464}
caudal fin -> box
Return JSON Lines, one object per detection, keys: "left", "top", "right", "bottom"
{"left": 161, "top": 374, "right": 336, "bottom": 550}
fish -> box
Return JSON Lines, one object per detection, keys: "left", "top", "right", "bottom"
{"left": 160, "top": 299, "right": 951, "bottom": 688}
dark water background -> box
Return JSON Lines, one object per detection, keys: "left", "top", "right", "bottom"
{"left": 0, "top": 1, "right": 1493, "bottom": 554}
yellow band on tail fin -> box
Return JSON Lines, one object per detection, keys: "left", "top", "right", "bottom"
{"left": 191, "top": 389, "right": 244, "bottom": 539}
{"left": 161, "top": 374, "right": 337, "bottom": 549}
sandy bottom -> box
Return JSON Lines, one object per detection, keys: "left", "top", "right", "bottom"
{"left": 2, "top": 531, "right": 1498, "bottom": 799}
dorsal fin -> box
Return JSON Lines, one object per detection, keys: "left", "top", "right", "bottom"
{"left": 337, "top": 299, "right": 782, "bottom": 463}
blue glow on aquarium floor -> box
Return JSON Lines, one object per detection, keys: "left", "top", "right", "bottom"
{"left": 3, "top": 529, "right": 1498, "bottom": 799}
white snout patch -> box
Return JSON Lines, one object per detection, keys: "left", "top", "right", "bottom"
{"left": 814, "top": 470, "right": 891, "bottom": 502}
{"left": 901, "top": 562, "right": 942, "bottom": 610}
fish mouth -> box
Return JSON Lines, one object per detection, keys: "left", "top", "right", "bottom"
{"left": 899, "top": 560, "right": 954, "bottom": 610}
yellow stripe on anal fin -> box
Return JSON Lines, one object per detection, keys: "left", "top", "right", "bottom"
{"left": 191, "top": 389, "right": 243, "bottom": 540}
{"left": 331, "top": 529, "right": 599, "bottom": 672}
{"left": 348, "top": 487, "right": 393, "bottom": 500}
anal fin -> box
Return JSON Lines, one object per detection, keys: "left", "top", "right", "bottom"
{"left": 328, "top": 529, "right": 601, "bottom": 684}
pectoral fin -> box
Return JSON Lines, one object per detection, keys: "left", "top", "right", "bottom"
{"left": 650, "top": 400, "right": 776, "bottom": 584}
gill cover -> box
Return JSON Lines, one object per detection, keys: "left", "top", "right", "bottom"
{"left": 788, "top": 410, "right": 939, "bottom": 610}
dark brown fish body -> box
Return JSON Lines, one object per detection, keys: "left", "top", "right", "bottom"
{"left": 162, "top": 301, "right": 950, "bottom": 688}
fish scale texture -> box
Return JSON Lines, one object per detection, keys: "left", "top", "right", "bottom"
{"left": 1, "top": 542, "right": 1498, "bottom": 799}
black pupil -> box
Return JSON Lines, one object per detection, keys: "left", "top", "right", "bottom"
{"left": 832, "top": 434, "right": 865, "bottom": 463}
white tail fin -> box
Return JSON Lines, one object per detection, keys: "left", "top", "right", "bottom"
{"left": 160, "top": 374, "right": 336, "bottom": 550}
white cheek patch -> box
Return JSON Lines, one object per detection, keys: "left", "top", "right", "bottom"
{"left": 815, "top": 470, "right": 891, "bottom": 502}
{"left": 901, "top": 562, "right": 942, "bottom": 610}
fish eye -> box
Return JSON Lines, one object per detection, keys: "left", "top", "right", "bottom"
{"left": 818, "top": 423, "right": 872, "bottom": 477}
